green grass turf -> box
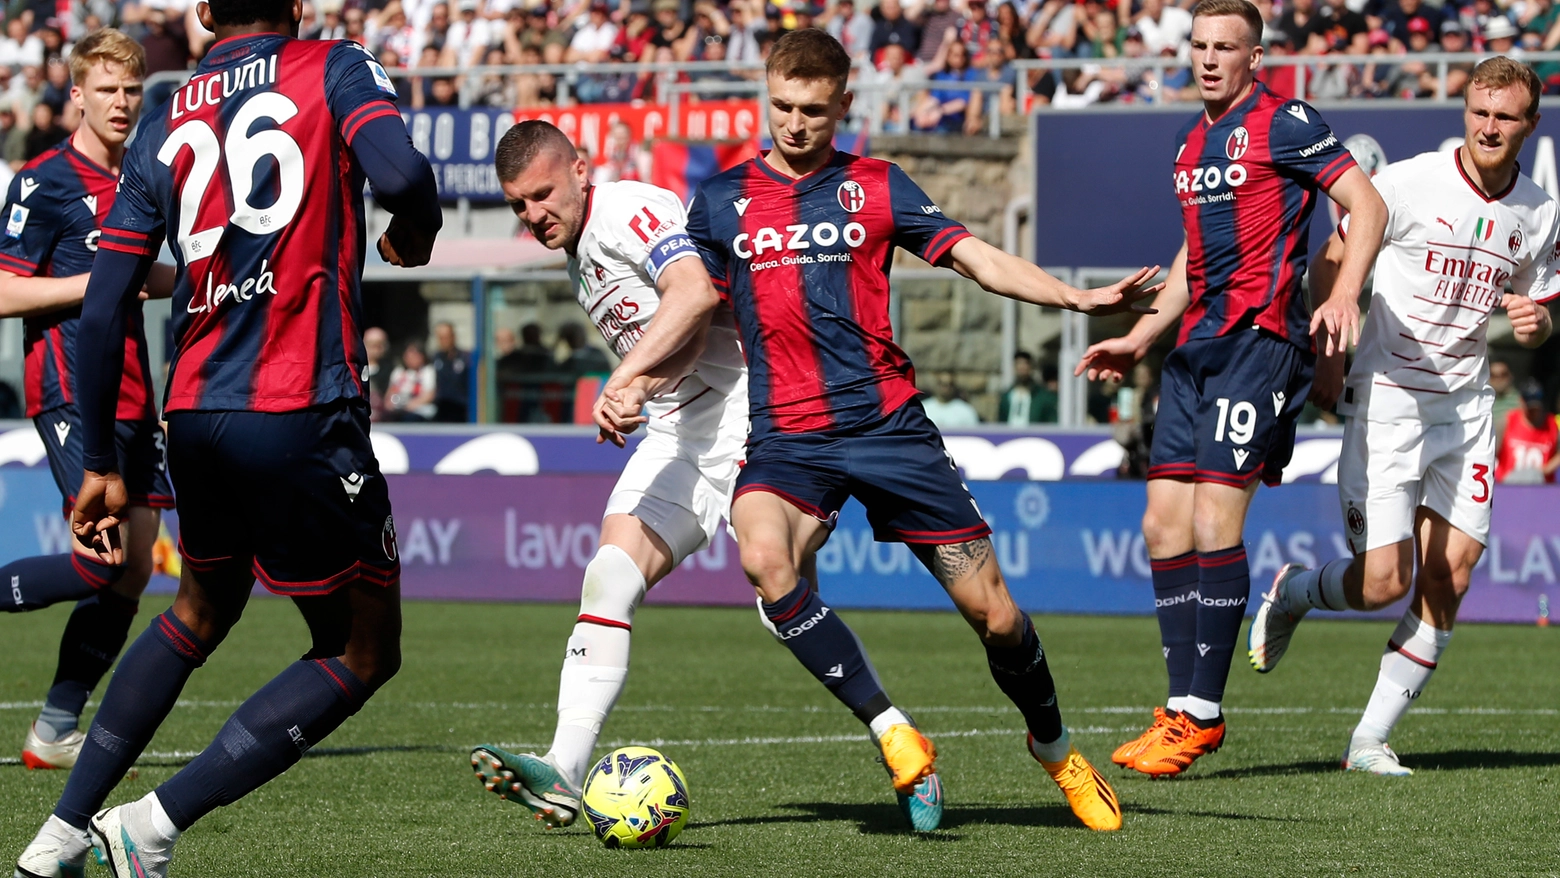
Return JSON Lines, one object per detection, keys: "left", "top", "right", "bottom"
{"left": 1, "top": 597, "right": 1558, "bottom": 877}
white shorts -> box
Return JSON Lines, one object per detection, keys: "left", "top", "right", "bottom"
{"left": 603, "top": 383, "right": 747, "bottom": 567}
{"left": 1337, "top": 413, "right": 1495, "bottom": 554}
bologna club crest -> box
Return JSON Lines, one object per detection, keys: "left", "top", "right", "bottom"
{"left": 1509, "top": 229, "right": 1523, "bottom": 255}
{"left": 837, "top": 180, "right": 865, "bottom": 213}
{"left": 1225, "top": 127, "right": 1249, "bottom": 161}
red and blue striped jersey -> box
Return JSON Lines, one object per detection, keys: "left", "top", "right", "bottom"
{"left": 100, "top": 34, "right": 405, "bottom": 413}
{"left": 1174, "top": 83, "right": 1356, "bottom": 350}
{"left": 0, "top": 142, "right": 156, "bottom": 420}
{"left": 687, "top": 151, "right": 971, "bottom": 438}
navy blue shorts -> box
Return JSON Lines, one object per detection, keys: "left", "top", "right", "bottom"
{"left": 1149, "top": 329, "right": 1314, "bottom": 488}
{"left": 736, "top": 399, "right": 991, "bottom": 545}
{"left": 35, "top": 406, "right": 175, "bottom": 515}
{"left": 166, "top": 400, "right": 399, "bottom": 596}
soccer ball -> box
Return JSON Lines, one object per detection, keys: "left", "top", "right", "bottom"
{"left": 580, "top": 746, "right": 690, "bottom": 849}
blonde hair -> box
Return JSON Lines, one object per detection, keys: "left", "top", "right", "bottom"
{"left": 1190, "top": 0, "right": 1264, "bottom": 46}
{"left": 69, "top": 28, "right": 146, "bottom": 86}
{"left": 1469, "top": 56, "right": 1543, "bottom": 119}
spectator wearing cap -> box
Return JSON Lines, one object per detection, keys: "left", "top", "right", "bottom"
{"left": 1438, "top": 20, "right": 1474, "bottom": 95}
{"left": 443, "top": 0, "right": 493, "bottom": 66}
{"left": 824, "top": 0, "right": 874, "bottom": 61}
{"left": 649, "top": 0, "right": 695, "bottom": 59}
{"left": 870, "top": 0, "right": 922, "bottom": 62}
{"left": 567, "top": 1, "right": 619, "bottom": 62}
{"left": 1484, "top": 15, "right": 1520, "bottom": 54}
{"left": 1495, "top": 379, "right": 1560, "bottom": 484}
{"left": 1389, "top": 16, "right": 1440, "bottom": 98}
{"left": 1381, "top": 0, "right": 1441, "bottom": 45}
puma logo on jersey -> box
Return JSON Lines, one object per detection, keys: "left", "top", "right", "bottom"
{"left": 53, "top": 421, "right": 70, "bottom": 446}
{"left": 1436, "top": 217, "right": 1456, "bottom": 233}
{"left": 1286, "top": 104, "right": 1309, "bottom": 123}
{"left": 734, "top": 197, "right": 752, "bottom": 216}
{"left": 18, "top": 178, "right": 37, "bottom": 201}
{"left": 1272, "top": 391, "right": 1286, "bottom": 415}
{"left": 82, "top": 195, "right": 98, "bottom": 214}
{"left": 1233, "top": 448, "right": 1250, "bottom": 469}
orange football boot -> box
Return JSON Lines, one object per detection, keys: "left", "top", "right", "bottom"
{"left": 1112, "top": 706, "right": 1176, "bottom": 767}
{"left": 1131, "top": 713, "right": 1224, "bottom": 777}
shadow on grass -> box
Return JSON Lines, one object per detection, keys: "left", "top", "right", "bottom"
{"left": 1190, "top": 759, "right": 1342, "bottom": 780}
{"left": 699, "top": 801, "right": 1096, "bottom": 836}
{"left": 84, "top": 743, "right": 456, "bottom": 769}
{"left": 1398, "top": 750, "right": 1560, "bottom": 771}
{"left": 1121, "top": 804, "right": 1305, "bottom": 823}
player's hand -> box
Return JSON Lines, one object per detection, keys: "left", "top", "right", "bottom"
{"left": 1309, "top": 292, "right": 1361, "bottom": 357}
{"left": 71, "top": 470, "right": 128, "bottom": 565}
{"left": 1067, "top": 265, "right": 1163, "bottom": 316}
{"left": 1074, "top": 335, "right": 1143, "bottom": 383}
{"left": 1308, "top": 348, "right": 1346, "bottom": 411}
{"left": 1504, "top": 292, "right": 1551, "bottom": 347}
{"left": 377, "top": 215, "right": 437, "bottom": 268}
{"left": 593, "top": 379, "right": 649, "bottom": 447}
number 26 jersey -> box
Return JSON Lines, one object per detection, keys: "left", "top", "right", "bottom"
{"left": 101, "top": 34, "right": 406, "bottom": 414}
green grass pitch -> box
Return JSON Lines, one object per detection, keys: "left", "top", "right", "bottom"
{"left": 1, "top": 597, "right": 1557, "bottom": 877}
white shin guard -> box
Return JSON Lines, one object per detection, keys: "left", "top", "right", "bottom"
{"left": 549, "top": 544, "right": 647, "bottom": 786}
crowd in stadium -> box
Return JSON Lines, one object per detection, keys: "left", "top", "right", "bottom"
{"left": 0, "top": 0, "right": 1549, "bottom": 142}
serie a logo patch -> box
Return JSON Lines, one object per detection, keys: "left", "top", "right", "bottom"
{"left": 5, "top": 204, "right": 27, "bottom": 238}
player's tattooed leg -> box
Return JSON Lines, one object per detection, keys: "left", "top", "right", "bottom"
{"left": 912, "top": 537, "right": 994, "bottom": 587}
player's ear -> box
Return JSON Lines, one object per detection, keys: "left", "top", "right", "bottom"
{"left": 291, "top": 0, "right": 304, "bottom": 24}
{"left": 1248, "top": 42, "right": 1263, "bottom": 72}
{"left": 195, "top": 1, "right": 215, "bottom": 32}
{"left": 838, "top": 88, "right": 854, "bottom": 119}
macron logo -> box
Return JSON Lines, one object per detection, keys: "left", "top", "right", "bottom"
{"left": 340, "top": 472, "right": 364, "bottom": 502}
{"left": 1272, "top": 391, "right": 1286, "bottom": 415}
{"left": 734, "top": 197, "right": 752, "bottom": 217}
{"left": 1198, "top": 643, "right": 1212, "bottom": 656}
{"left": 82, "top": 195, "right": 98, "bottom": 214}
{"left": 1286, "top": 104, "right": 1309, "bottom": 123}
{"left": 1233, "top": 448, "right": 1249, "bottom": 469}
{"left": 825, "top": 664, "right": 844, "bottom": 678}
{"left": 53, "top": 421, "right": 70, "bottom": 446}
{"left": 18, "top": 178, "right": 37, "bottom": 201}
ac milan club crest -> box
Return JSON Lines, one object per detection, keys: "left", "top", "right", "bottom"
{"left": 1346, "top": 505, "right": 1365, "bottom": 536}
{"left": 837, "top": 180, "right": 865, "bottom": 213}
{"left": 1509, "top": 229, "right": 1523, "bottom": 255}
{"left": 1225, "top": 127, "right": 1249, "bottom": 161}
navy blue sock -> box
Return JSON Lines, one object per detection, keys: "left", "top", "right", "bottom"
{"left": 1189, "top": 546, "right": 1251, "bottom": 709}
{"left": 762, "top": 580, "right": 893, "bottom": 725}
{"left": 986, "top": 614, "right": 1065, "bottom": 745}
{"left": 55, "top": 610, "right": 208, "bottom": 829}
{"left": 1151, "top": 551, "right": 1199, "bottom": 701}
{"left": 43, "top": 591, "right": 140, "bottom": 728}
{"left": 0, "top": 554, "right": 122, "bottom": 612}
{"left": 157, "top": 658, "right": 370, "bottom": 831}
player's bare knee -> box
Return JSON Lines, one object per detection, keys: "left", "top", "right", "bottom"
{"left": 1140, "top": 507, "right": 1183, "bottom": 557}
{"left": 1359, "top": 563, "right": 1412, "bottom": 610}
{"left": 739, "top": 542, "right": 797, "bottom": 598}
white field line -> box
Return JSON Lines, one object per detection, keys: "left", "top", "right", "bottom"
{"left": 0, "top": 700, "right": 1553, "bottom": 717}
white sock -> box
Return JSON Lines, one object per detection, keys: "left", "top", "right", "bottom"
{"left": 1029, "top": 726, "right": 1071, "bottom": 763}
{"left": 868, "top": 707, "right": 913, "bottom": 741}
{"left": 1182, "top": 695, "right": 1221, "bottom": 722}
{"left": 1165, "top": 695, "right": 1190, "bottom": 713}
{"left": 1283, "top": 559, "right": 1351, "bottom": 612}
{"left": 547, "top": 544, "right": 646, "bottom": 788}
{"left": 144, "top": 792, "right": 182, "bottom": 844}
{"left": 1353, "top": 611, "right": 1452, "bottom": 746}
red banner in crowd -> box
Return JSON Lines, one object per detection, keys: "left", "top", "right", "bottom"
{"left": 512, "top": 100, "right": 762, "bottom": 159}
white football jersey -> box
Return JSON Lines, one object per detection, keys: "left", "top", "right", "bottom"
{"left": 1340, "top": 149, "right": 1560, "bottom": 424}
{"left": 568, "top": 180, "right": 746, "bottom": 418}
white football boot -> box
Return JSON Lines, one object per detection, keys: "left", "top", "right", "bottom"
{"left": 1342, "top": 738, "right": 1414, "bottom": 776}
{"left": 21, "top": 724, "right": 84, "bottom": 771}
{"left": 88, "top": 796, "right": 178, "bottom": 878}
{"left": 13, "top": 815, "right": 90, "bottom": 878}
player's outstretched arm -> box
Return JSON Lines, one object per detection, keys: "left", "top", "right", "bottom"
{"left": 0, "top": 270, "right": 90, "bottom": 318}
{"left": 1075, "top": 242, "right": 1191, "bottom": 383}
{"left": 72, "top": 247, "right": 152, "bottom": 563}
{"left": 943, "top": 235, "right": 1162, "bottom": 315}
{"left": 351, "top": 115, "right": 443, "bottom": 268}
{"left": 1306, "top": 231, "right": 1349, "bottom": 410}
{"left": 1311, "top": 166, "right": 1387, "bottom": 357}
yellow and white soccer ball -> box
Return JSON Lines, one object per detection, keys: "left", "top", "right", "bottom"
{"left": 580, "top": 746, "right": 691, "bottom": 849}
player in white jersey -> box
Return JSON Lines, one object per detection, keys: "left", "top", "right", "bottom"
{"left": 1248, "top": 57, "right": 1559, "bottom": 775}
{"left": 469, "top": 120, "right": 941, "bottom": 833}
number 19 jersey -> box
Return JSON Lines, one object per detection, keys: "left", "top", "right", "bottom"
{"left": 101, "top": 34, "right": 406, "bottom": 414}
